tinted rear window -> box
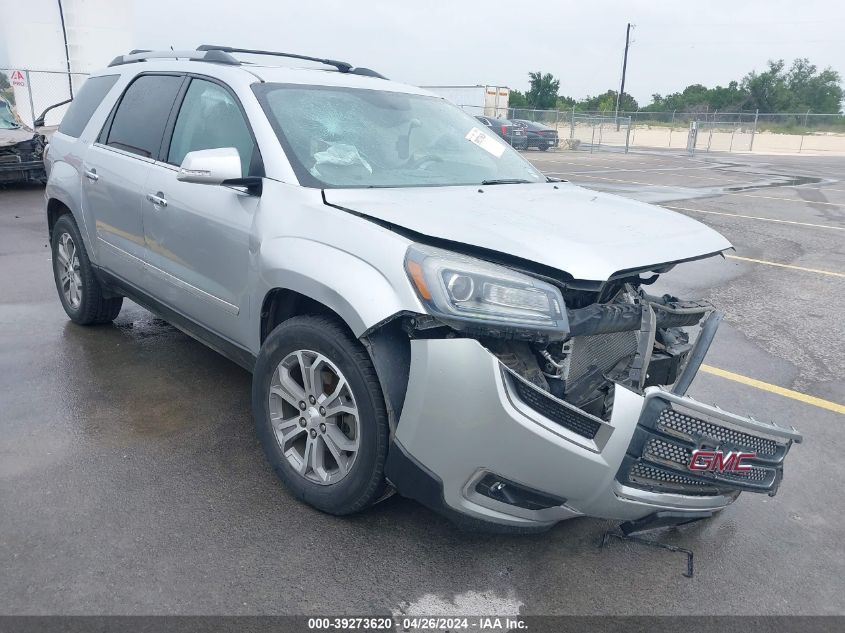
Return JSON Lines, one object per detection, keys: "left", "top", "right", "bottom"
{"left": 57, "top": 75, "right": 119, "bottom": 138}
{"left": 106, "top": 74, "right": 183, "bottom": 158}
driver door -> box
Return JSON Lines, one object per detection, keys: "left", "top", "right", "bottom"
{"left": 142, "top": 77, "right": 262, "bottom": 345}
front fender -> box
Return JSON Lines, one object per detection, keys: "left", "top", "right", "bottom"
{"left": 256, "top": 236, "right": 424, "bottom": 342}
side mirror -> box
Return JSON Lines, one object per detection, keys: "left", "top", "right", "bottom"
{"left": 34, "top": 98, "right": 73, "bottom": 129}
{"left": 177, "top": 147, "right": 242, "bottom": 185}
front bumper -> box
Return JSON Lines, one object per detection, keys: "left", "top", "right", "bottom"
{"left": 0, "top": 158, "right": 46, "bottom": 183}
{"left": 387, "top": 339, "right": 801, "bottom": 529}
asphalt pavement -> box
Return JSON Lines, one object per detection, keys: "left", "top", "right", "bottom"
{"left": 1, "top": 148, "right": 843, "bottom": 616}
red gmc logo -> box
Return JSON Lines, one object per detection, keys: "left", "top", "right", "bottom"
{"left": 688, "top": 449, "right": 756, "bottom": 473}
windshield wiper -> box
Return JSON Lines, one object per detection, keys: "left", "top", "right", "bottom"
{"left": 480, "top": 178, "right": 532, "bottom": 185}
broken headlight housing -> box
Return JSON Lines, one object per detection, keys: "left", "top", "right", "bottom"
{"left": 404, "top": 244, "right": 569, "bottom": 339}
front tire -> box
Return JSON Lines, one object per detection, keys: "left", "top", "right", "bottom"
{"left": 51, "top": 214, "right": 123, "bottom": 325}
{"left": 252, "top": 315, "right": 388, "bottom": 515}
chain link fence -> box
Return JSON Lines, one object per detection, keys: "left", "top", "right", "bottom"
{"left": 459, "top": 101, "right": 845, "bottom": 155}
{"left": 0, "top": 69, "right": 90, "bottom": 129}
{"left": 624, "top": 110, "right": 845, "bottom": 154}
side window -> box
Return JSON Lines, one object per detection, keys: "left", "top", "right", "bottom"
{"left": 167, "top": 79, "right": 256, "bottom": 177}
{"left": 106, "top": 74, "right": 183, "bottom": 158}
{"left": 58, "top": 74, "right": 119, "bottom": 138}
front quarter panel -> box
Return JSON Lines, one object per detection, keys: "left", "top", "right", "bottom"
{"left": 252, "top": 181, "right": 424, "bottom": 352}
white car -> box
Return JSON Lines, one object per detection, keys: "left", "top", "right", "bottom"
{"left": 43, "top": 46, "right": 800, "bottom": 533}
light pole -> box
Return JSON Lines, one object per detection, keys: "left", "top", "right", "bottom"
{"left": 614, "top": 22, "right": 634, "bottom": 131}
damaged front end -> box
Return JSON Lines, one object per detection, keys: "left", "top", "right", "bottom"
{"left": 384, "top": 242, "right": 801, "bottom": 529}
{"left": 0, "top": 99, "right": 47, "bottom": 185}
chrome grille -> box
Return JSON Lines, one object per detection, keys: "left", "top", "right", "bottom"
{"left": 657, "top": 407, "right": 780, "bottom": 456}
{"left": 617, "top": 390, "right": 799, "bottom": 497}
{"left": 644, "top": 437, "right": 771, "bottom": 484}
{"left": 629, "top": 462, "right": 712, "bottom": 488}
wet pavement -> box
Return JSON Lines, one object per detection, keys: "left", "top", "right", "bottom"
{"left": 1, "top": 150, "right": 844, "bottom": 616}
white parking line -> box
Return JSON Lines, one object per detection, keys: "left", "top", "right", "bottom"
{"left": 663, "top": 205, "right": 845, "bottom": 231}
{"left": 725, "top": 255, "right": 845, "bottom": 278}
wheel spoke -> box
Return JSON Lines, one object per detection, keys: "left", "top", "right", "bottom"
{"left": 318, "top": 375, "right": 347, "bottom": 408}
{"left": 310, "top": 437, "right": 330, "bottom": 483}
{"left": 65, "top": 238, "right": 75, "bottom": 266}
{"left": 270, "top": 366, "right": 306, "bottom": 409}
{"left": 276, "top": 416, "right": 305, "bottom": 443}
{"left": 324, "top": 423, "right": 356, "bottom": 456}
{"left": 324, "top": 402, "right": 357, "bottom": 418}
{"left": 56, "top": 244, "right": 69, "bottom": 267}
{"left": 299, "top": 436, "right": 314, "bottom": 475}
{"left": 296, "top": 351, "right": 319, "bottom": 395}
{"left": 69, "top": 279, "right": 80, "bottom": 305}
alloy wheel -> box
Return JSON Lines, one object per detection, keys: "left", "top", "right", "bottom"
{"left": 269, "top": 349, "right": 361, "bottom": 485}
{"left": 56, "top": 232, "right": 82, "bottom": 309}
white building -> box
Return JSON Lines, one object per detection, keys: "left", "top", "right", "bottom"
{"left": 0, "top": 0, "right": 132, "bottom": 125}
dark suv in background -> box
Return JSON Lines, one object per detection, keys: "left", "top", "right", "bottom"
{"left": 474, "top": 115, "right": 527, "bottom": 149}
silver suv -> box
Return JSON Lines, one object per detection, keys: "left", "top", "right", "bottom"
{"left": 44, "top": 47, "right": 800, "bottom": 532}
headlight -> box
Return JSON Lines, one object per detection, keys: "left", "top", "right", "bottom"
{"left": 404, "top": 244, "right": 569, "bottom": 338}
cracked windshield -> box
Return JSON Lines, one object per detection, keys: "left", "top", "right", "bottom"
{"left": 0, "top": 98, "right": 19, "bottom": 129}
{"left": 256, "top": 84, "right": 545, "bottom": 188}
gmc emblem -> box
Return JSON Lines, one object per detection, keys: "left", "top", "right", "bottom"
{"left": 688, "top": 449, "right": 756, "bottom": 473}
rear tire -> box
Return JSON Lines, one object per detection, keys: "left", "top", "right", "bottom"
{"left": 252, "top": 315, "right": 389, "bottom": 515}
{"left": 539, "top": 142, "right": 549, "bottom": 151}
{"left": 51, "top": 214, "right": 123, "bottom": 325}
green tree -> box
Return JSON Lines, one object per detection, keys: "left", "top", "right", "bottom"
{"left": 508, "top": 89, "right": 528, "bottom": 107}
{"left": 0, "top": 71, "right": 14, "bottom": 105}
{"left": 556, "top": 95, "right": 576, "bottom": 110}
{"left": 641, "top": 58, "right": 842, "bottom": 113}
{"left": 783, "top": 58, "right": 842, "bottom": 113}
{"left": 576, "top": 90, "right": 637, "bottom": 112}
{"left": 526, "top": 71, "right": 560, "bottom": 109}
{"left": 741, "top": 60, "right": 791, "bottom": 112}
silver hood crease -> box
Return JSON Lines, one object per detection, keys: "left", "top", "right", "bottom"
{"left": 324, "top": 182, "right": 733, "bottom": 281}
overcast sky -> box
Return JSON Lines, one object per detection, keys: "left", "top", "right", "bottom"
{"left": 132, "top": 0, "right": 844, "bottom": 105}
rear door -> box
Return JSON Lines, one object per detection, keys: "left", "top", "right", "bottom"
{"left": 141, "top": 76, "right": 261, "bottom": 344}
{"left": 82, "top": 73, "right": 185, "bottom": 285}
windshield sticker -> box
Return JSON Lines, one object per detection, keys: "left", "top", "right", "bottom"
{"left": 465, "top": 127, "right": 505, "bottom": 158}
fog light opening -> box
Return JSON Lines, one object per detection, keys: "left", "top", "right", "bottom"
{"left": 474, "top": 473, "right": 566, "bottom": 511}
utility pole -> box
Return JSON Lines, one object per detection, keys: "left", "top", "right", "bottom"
{"left": 614, "top": 22, "right": 633, "bottom": 131}
{"left": 57, "top": 0, "right": 73, "bottom": 99}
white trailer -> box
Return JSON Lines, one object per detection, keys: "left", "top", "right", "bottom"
{"left": 422, "top": 85, "right": 510, "bottom": 118}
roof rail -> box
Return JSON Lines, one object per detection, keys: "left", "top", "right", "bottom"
{"left": 108, "top": 49, "right": 239, "bottom": 67}
{"left": 197, "top": 45, "right": 353, "bottom": 72}
{"left": 107, "top": 46, "right": 388, "bottom": 79}
{"left": 196, "top": 44, "right": 387, "bottom": 79}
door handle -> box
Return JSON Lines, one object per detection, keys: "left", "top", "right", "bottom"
{"left": 146, "top": 192, "right": 168, "bottom": 208}
{"left": 84, "top": 168, "right": 98, "bottom": 181}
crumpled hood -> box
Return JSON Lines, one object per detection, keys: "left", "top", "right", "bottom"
{"left": 0, "top": 128, "right": 37, "bottom": 146}
{"left": 324, "top": 182, "right": 732, "bottom": 281}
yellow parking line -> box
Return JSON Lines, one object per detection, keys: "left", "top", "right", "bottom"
{"left": 700, "top": 365, "right": 845, "bottom": 414}
{"left": 664, "top": 205, "right": 845, "bottom": 231}
{"left": 725, "top": 255, "right": 845, "bottom": 278}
